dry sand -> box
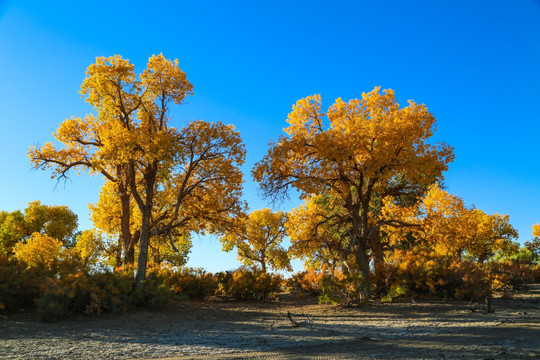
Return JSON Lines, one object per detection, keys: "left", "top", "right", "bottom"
{"left": 1, "top": 286, "right": 539, "bottom": 359}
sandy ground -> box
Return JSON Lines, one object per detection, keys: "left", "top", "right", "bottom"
{"left": 1, "top": 287, "right": 539, "bottom": 360}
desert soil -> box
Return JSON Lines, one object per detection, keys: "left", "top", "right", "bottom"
{"left": 1, "top": 286, "right": 539, "bottom": 360}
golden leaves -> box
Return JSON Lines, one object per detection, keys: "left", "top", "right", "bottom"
{"left": 254, "top": 87, "right": 454, "bottom": 203}
{"left": 141, "top": 54, "right": 193, "bottom": 105}
{"left": 14, "top": 232, "right": 65, "bottom": 270}
{"left": 388, "top": 184, "right": 519, "bottom": 261}
{"left": 533, "top": 223, "right": 540, "bottom": 238}
{"left": 221, "top": 209, "right": 290, "bottom": 272}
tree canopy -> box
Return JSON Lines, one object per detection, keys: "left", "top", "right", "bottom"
{"left": 254, "top": 88, "right": 454, "bottom": 299}
{"left": 29, "top": 54, "right": 246, "bottom": 286}
{"left": 0, "top": 201, "right": 78, "bottom": 256}
{"left": 221, "top": 208, "right": 290, "bottom": 273}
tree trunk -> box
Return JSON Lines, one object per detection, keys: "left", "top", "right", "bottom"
{"left": 119, "top": 183, "right": 135, "bottom": 265}
{"left": 124, "top": 230, "right": 138, "bottom": 265}
{"left": 133, "top": 165, "right": 157, "bottom": 289}
{"left": 354, "top": 240, "right": 371, "bottom": 303}
{"left": 116, "top": 236, "right": 122, "bottom": 266}
{"left": 135, "top": 207, "right": 152, "bottom": 288}
{"left": 369, "top": 231, "right": 385, "bottom": 291}
{"left": 261, "top": 252, "right": 267, "bottom": 274}
{"left": 353, "top": 205, "right": 371, "bottom": 303}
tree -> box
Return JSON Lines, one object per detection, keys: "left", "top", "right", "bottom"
{"left": 253, "top": 88, "right": 454, "bottom": 300}
{"left": 221, "top": 209, "right": 290, "bottom": 273}
{"left": 0, "top": 201, "right": 78, "bottom": 256}
{"left": 533, "top": 224, "right": 540, "bottom": 239}
{"left": 14, "top": 232, "right": 66, "bottom": 270}
{"left": 286, "top": 194, "right": 352, "bottom": 271}
{"left": 30, "top": 54, "right": 246, "bottom": 287}
{"left": 0, "top": 210, "right": 26, "bottom": 256}
{"left": 383, "top": 184, "right": 519, "bottom": 262}
{"left": 89, "top": 181, "right": 136, "bottom": 265}
{"left": 23, "top": 201, "right": 78, "bottom": 246}
{"left": 523, "top": 223, "right": 540, "bottom": 264}
{"left": 74, "top": 229, "right": 108, "bottom": 269}
{"left": 28, "top": 56, "right": 149, "bottom": 265}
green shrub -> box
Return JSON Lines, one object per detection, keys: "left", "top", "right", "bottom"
{"left": 37, "top": 269, "right": 135, "bottom": 321}
{"left": 381, "top": 284, "right": 409, "bottom": 303}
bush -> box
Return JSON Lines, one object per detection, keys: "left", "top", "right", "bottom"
{"left": 149, "top": 266, "right": 217, "bottom": 299}
{"left": 37, "top": 269, "right": 135, "bottom": 321}
{"left": 0, "top": 256, "right": 40, "bottom": 312}
{"left": 319, "top": 270, "right": 368, "bottom": 306}
{"left": 215, "top": 270, "right": 234, "bottom": 296}
{"left": 222, "top": 268, "right": 282, "bottom": 300}
{"left": 129, "top": 269, "right": 177, "bottom": 309}
{"left": 286, "top": 270, "right": 324, "bottom": 296}
{"left": 488, "top": 260, "right": 540, "bottom": 291}
{"left": 385, "top": 250, "right": 491, "bottom": 301}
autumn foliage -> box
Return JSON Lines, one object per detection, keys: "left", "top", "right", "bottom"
{"left": 0, "top": 54, "right": 536, "bottom": 320}
{"left": 29, "top": 54, "right": 246, "bottom": 288}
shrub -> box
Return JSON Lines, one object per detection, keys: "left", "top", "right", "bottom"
{"left": 286, "top": 270, "right": 324, "bottom": 296}
{"left": 215, "top": 270, "right": 234, "bottom": 296}
{"left": 150, "top": 266, "right": 217, "bottom": 299}
{"left": 129, "top": 269, "right": 177, "bottom": 309}
{"left": 223, "top": 268, "right": 282, "bottom": 300}
{"left": 37, "top": 269, "right": 135, "bottom": 321}
{"left": 488, "top": 259, "right": 540, "bottom": 291}
{"left": 384, "top": 250, "right": 491, "bottom": 301}
{"left": 0, "top": 256, "right": 40, "bottom": 312}
{"left": 319, "top": 270, "right": 368, "bottom": 306}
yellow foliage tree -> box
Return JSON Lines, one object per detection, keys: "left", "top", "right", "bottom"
{"left": 287, "top": 194, "right": 352, "bottom": 271}
{"left": 30, "top": 54, "right": 246, "bottom": 287}
{"left": 383, "top": 184, "right": 519, "bottom": 262}
{"left": 533, "top": 224, "right": 540, "bottom": 238}
{"left": 0, "top": 201, "right": 78, "bottom": 256}
{"left": 254, "top": 88, "right": 454, "bottom": 298}
{"left": 221, "top": 209, "right": 290, "bottom": 273}
{"left": 523, "top": 224, "right": 540, "bottom": 262}
{"left": 14, "top": 232, "right": 66, "bottom": 270}
{"left": 0, "top": 210, "right": 26, "bottom": 256}
{"left": 73, "top": 229, "right": 118, "bottom": 269}
{"left": 23, "top": 201, "right": 78, "bottom": 245}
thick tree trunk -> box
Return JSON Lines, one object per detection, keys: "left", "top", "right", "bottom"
{"left": 124, "top": 230, "right": 139, "bottom": 265}
{"left": 369, "top": 231, "right": 385, "bottom": 291}
{"left": 119, "top": 182, "right": 136, "bottom": 265}
{"left": 133, "top": 165, "right": 157, "bottom": 289}
{"left": 354, "top": 240, "right": 371, "bottom": 303}
{"left": 352, "top": 205, "right": 371, "bottom": 303}
{"left": 135, "top": 207, "right": 152, "bottom": 288}
{"left": 261, "top": 252, "right": 267, "bottom": 274}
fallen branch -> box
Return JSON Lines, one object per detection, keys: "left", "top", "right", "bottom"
{"left": 286, "top": 312, "right": 314, "bottom": 327}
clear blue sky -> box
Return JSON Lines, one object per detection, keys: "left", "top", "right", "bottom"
{"left": 1, "top": 1, "right": 539, "bottom": 272}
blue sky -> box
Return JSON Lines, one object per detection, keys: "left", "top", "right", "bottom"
{"left": 0, "top": 1, "right": 539, "bottom": 272}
